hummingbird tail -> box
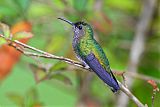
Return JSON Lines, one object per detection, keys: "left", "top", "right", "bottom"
{"left": 85, "top": 53, "right": 120, "bottom": 92}
{"left": 110, "top": 71, "right": 120, "bottom": 93}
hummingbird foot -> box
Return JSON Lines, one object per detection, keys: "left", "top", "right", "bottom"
{"left": 75, "top": 55, "right": 90, "bottom": 69}
{"left": 83, "top": 64, "right": 90, "bottom": 69}
{"left": 82, "top": 62, "right": 90, "bottom": 69}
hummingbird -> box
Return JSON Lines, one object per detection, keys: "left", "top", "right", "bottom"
{"left": 58, "top": 17, "right": 120, "bottom": 92}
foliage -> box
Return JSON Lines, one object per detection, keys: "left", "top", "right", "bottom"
{"left": 0, "top": 0, "right": 159, "bottom": 107}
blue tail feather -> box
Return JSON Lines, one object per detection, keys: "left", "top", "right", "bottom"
{"left": 84, "top": 53, "right": 120, "bottom": 92}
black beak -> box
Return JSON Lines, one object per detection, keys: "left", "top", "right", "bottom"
{"left": 58, "top": 17, "right": 74, "bottom": 26}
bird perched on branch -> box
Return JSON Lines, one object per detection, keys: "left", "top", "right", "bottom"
{"left": 58, "top": 17, "right": 120, "bottom": 92}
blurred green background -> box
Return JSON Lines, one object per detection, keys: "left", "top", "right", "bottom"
{"left": 0, "top": 0, "right": 159, "bottom": 107}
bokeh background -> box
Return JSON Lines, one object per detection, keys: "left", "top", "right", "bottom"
{"left": 0, "top": 0, "right": 159, "bottom": 107}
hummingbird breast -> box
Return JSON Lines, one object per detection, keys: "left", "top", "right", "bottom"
{"left": 72, "top": 37, "right": 81, "bottom": 58}
{"left": 72, "top": 30, "right": 84, "bottom": 55}
{"left": 72, "top": 37, "right": 90, "bottom": 68}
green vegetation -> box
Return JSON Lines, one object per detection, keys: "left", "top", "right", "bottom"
{"left": 0, "top": 0, "right": 159, "bottom": 107}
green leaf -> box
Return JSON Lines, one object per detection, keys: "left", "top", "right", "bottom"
{"left": 0, "top": 38, "right": 6, "bottom": 46}
{"left": 49, "top": 62, "right": 68, "bottom": 72}
{"left": 7, "top": 93, "right": 24, "bottom": 106}
{"left": 12, "top": 31, "right": 32, "bottom": 40}
{"left": 25, "top": 88, "right": 39, "bottom": 107}
{"left": 0, "top": 23, "right": 10, "bottom": 45}
{"left": 29, "top": 64, "right": 48, "bottom": 83}
{"left": 0, "top": 22, "right": 10, "bottom": 38}
{"left": 49, "top": 74, "right": 72, "bottom": 85}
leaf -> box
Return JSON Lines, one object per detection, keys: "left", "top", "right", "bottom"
{"left": 49, "top": 62, "right": 68, "bottom": 72}
{"left": 7, "top": 93, "right": 24, "bottom": 106}
{"left": 12, "top": 31, "right": 33, "bottom": 41}
{"left": 25, "top": 88, "right": 39, "bottom": 107}
{"left": 29, "top": 64, "right": 48, "bottom": 83}
{"left": 11, "top": 21, "right": 33, "bottom": 43}
{"left": 0, "top": 23, "right": 10, "bottom": 45}
{"left": 30, "top": 63, "right": 71, "bottom": 85}
{"left": 11, "top": 21, "right": 32, "bottom": 35}
{"left": 0, "top": 38, "right": 6, "bottom": 46}
{"left": 27, "top": 88, "right": 38, "bottom": 102}
{"left": 7, "top": 88, "right": 42, "bottom": 107}
{"left": 147, "top": 80, "right": 159, "bottom": 91}
{"left": 0, "top": 22, "right": 33, "bottom": 81}
{"left": 0, "top": 52, "right": 15, "bottom": 80}
{"left": 49, "top": 74, "right": 72, "bottom": 85}
{"left": 33, "top": 103, "right": 42, "bottom": 107}
{"left": 0, "top": 22, "right": 10, "bottom": 38}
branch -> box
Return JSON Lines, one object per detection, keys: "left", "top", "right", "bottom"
{"left": 118, "top": 81, "right": 146, "bottom": 107}
{"left": 113, "top": 70, "right": 160, "bottom": 84}
{"left": 0, "top": 34, "right": 145, "bottom": 107}
{"left": 125, "top": 72, "right": 160, "bottom": 84}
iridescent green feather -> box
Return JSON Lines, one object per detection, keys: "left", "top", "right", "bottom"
{"left": 76, "top": 24, "right": 111, "bottom": 72}
{"left": 58, "top": 17, "right": 120, "bottom": 92}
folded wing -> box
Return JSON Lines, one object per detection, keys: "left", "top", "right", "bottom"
{"left": 84, "top": 53, "right": 120, "bottom": 92}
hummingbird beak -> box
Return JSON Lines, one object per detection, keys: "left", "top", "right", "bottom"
{"left": 58, "top": 17, "right": 74, "bottom": 26}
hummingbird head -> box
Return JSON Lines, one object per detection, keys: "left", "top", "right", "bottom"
{"left": 58, "top": 17, "right": 93, "bottom": 38}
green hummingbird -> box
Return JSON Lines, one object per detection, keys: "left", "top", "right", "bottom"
{"left": 58, "top": 17, "right": 120, "bottom": 92}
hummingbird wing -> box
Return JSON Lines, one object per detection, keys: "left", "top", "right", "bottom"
{"left": 84, "top": 53, "right": 120, "bottom": 92}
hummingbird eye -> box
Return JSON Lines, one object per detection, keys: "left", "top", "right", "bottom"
{"left": 78, "top": 25, "right": 82, "bottom": 30}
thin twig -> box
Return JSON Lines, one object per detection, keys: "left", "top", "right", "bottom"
{"left": 126, "top": 72, "right": 160, "bottom": 84}
{"left": 0, "top": 34, "right": 145, "bottom": 107}
{"left": 113, "top": 70, "right": 160, "bottom": 84}
{"left": 0, "top": 34, "right": 86, "bottom": 69}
